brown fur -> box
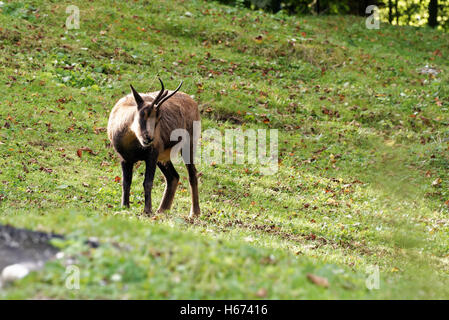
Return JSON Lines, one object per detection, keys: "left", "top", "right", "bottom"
{"left": 108, "top": 91, "right": 199, "bottom": 160}
{"left": 107, "top": 86, "right": 201, "bottom": 217}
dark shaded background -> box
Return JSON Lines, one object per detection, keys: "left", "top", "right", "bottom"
{"left": 216, "top": 0, "right": 449, "bottom": 31}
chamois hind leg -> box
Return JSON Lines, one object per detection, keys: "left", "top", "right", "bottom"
{"left": 121, "top": 161, "right": 133, "bottom": 208}
{"left": 157, "top": 161, "right": 179, "bottom": 213}
{"left": 182, "top": 140, "right": 200, "bottom": 218}
{"left": 185, "top": 163, "right": 200, "bottom": 218}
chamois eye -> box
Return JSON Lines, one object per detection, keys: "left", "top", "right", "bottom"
{"left": 140, "top": 110, "right": 148, "bottom": 119}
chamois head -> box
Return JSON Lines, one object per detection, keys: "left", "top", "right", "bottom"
{"left": 130, "top": 78, "right": 182, "bottom": 148}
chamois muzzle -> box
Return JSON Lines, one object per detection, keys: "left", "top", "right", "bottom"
{"left": 142, "top": 137, "right": 153, "bottom": 146}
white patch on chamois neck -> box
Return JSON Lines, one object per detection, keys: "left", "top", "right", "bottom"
{"left": 130, "top": 116, "right": 142, "bottom": 140}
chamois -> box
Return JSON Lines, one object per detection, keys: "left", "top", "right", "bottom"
{"left": 107, "top": 78, "right": 201, "bottom": 218}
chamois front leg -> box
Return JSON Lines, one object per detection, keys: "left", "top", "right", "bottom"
{"left": 121, "top": 161, "right": 134, "bottom": 208}
{"left": 143, "top": 153, "right": 158, "bottom": 215}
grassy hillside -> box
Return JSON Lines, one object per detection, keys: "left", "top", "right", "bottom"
{"left": 0, "top": 0, "right": 448, "bottom": 299}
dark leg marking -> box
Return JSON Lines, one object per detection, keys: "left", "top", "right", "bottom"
{"left": 121, "top": 161, "right": 134, "bottom": 207}
{"left": 185, "top": 163, "right": 200, "bottom": 218}
{"left": 143, "top": 155, "right": 157, "bottom": 214}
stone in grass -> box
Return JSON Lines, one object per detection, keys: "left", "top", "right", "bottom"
{"left": 0, "top": 261, "right": 43, "bottom": 286}
{"left": 0, "top": 224, "right": 100, "bottom": 287}
{"left": 0, "top": 224, "right": 62, "bottom": 286}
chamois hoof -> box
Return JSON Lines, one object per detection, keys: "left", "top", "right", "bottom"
{"left": 156, "top": 206, "right": 169, "bottom": 214}
{"left": 188, "top": 210, "right": 200, "bottom": 219}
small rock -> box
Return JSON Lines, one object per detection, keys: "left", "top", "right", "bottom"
{"left": 56, "top": 252, "right": 65, "bottom": 260}
{"left": 1, "top": 264, "right": 30, "bottom": 283}
{"left": 418, "top": 65, "right": 440, "bottom": 76}
{"left": 111, "top": 274, "right": 122, "bottom": 282}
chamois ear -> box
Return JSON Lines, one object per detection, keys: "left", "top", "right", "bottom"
{"left": 130, "top": 84, "right": 144, "bottom": 108}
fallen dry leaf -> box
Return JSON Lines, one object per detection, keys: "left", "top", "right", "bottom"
{"left": 93, "top": 127, "right": 106, "bottom": 134}
{"left": 256, "top": 288, "right": 267, "bottom": 297}
{"left": 307, "top": 273, "right": 329, "bottom": 288}
{"left": 100, "top": 161, "right": 110, "bottom": 167}
{"left": 432, "top": 178, "right": 442, "bottom": 187}
{"left": 39, "top": 167, "right": 53, "bottom": 174}
{"left": 254, "top": 35, "right": 263, "bottom": 43}
{"left": 77, "top": 147, "right": 97, "bottom": 158}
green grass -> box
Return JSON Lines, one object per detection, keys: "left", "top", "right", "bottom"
{"left": 0, "top": 0, "right": 448, "bottom": 299}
